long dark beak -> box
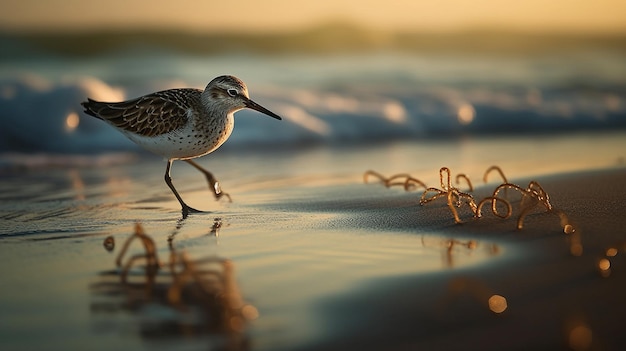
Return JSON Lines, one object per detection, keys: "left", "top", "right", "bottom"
{"left": 244, "top": 98, "right": 282, "bottom": 120}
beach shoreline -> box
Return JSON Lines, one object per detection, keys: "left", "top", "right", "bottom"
{"left": 1, "top": 139, "right": 625, "bottom": 351}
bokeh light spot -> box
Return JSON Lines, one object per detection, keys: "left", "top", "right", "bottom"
{"left": 383, "top": 101, "right": 407, "bottom": 123}
{"left": 598, "top": 258, "right": 611, "bottom": 277}
{"left": 65, "top": 112, "right": 80, "bottom": 132}
{"left": 242, "top": 304, "right": 259, "bottom": 320}
{"left": 457, "top": 103, "right": 475, "bottom": 125}
{"left": 568, "top": 324, "right": 592, "bottom": 351}
{"left": 488, "top": 294, "right": 507, "bottom": 314}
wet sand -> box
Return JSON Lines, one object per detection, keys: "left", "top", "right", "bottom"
{"left": 297, "top": 167, "right": 626, "bottom": 351}
{"left": 1, "top": 135, "right": 626, "bottom": 351}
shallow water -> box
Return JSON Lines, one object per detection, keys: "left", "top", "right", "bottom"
{"left": 1, "top": 132, "right": 625, "bottom": 350}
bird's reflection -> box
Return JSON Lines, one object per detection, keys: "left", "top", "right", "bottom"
{"left": 90, "top": 223, "right": 255, "bottom": 351}
{"left": 168, "top": 215, "right": 223, "bottom": 244}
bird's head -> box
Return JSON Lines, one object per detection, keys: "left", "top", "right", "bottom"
{"left": 203, "top": 75, "right": 281, "bottom": 120}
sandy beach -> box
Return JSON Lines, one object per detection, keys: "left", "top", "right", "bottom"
{"left": 1, "top": 133, "right": 625, "bottom": 351}
{"left": 298, "top": 167, "right": 626, "bottom": 351}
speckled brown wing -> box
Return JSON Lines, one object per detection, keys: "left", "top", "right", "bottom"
{"left": 82, "top": 89, "right": 202, "bottom": 137}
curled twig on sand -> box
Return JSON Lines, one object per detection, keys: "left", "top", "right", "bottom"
{"left": 419, "top": 167, "right": 477, "bottom": 224}
{"left": 492, "top": 180, "right": 572, "bottom": 231}
{"left": 364, "top": 165, "right": 574, "bottom": 233}
{"left": 363, "top": 170, "right": 427, "bottom": 191}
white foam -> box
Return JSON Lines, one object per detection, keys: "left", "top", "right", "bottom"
{"left": 0, "top": 68, "right": 623, "bottom": 160}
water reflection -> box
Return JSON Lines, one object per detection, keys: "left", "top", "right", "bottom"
{"left": 67, "top": 169, "right": 85, "bottom": 201}
{"left": 168, "top": 216, "right": 223, "bottom": 243}
{"left": 90, "top": 223, "right": 254, "bottom": 351}
{"left": 420, "top": 236, "right": 500, "bottom": 268}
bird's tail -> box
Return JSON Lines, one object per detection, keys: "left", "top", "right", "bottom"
{"left": 81, "top": 98, "right": 104, "bottom": 120}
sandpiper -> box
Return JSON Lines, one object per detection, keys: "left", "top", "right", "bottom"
{"left": 82, "top": 75, "right": 282, "bottom": 216}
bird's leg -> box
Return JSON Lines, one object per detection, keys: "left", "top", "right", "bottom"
{"left": 165, "top": 160, "right": 202, "bottom": 216}
{"left": 184, "top": 159, "right": 232, "bottom": 202}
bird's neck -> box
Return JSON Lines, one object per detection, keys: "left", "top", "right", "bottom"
{"left": 200, "top": 91, "right": 215, "bottom": 112}
{"left": 200, "top": 98, "right": 227, "bottom": 120}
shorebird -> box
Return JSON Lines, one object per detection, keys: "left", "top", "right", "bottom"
{"left": 82, "top": 75, "right": 282, "bottom": 216}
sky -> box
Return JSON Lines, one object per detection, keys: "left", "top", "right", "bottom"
{"left": 1, "top": 0, "right": 625, "bottom": 34}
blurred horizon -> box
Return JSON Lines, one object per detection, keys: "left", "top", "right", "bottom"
{"left": 1, "top": 0, "right": 625, "bottom": 35}
{"left": 3, "top": 0, "right": 625, "bottom": 58}
{"left": 2, "top": 21, "right": 625, "bottom": 58}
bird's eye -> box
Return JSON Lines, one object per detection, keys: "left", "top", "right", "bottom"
{"left": 227, "top": 89, "right": 238, "bottom": 97}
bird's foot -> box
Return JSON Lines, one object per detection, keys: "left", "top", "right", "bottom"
{"left": 215, "top": 191, "right": 232, "bottom": 202}
{"left": 210, "top": 181, "right": 233, "bottom": 202}
{"left": 181, "top": 205, "right": 205, "bottom": 218}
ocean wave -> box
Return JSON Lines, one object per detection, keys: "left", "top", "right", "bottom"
{"left": 0, "top": 72, "right": 624, "bottom": 161}
{"left": 0, "top": 75, "right": 130, "bottom": 153}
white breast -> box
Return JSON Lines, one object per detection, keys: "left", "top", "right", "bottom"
{"left": 124, "top": 113, "right": 235, "bottom": 160}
